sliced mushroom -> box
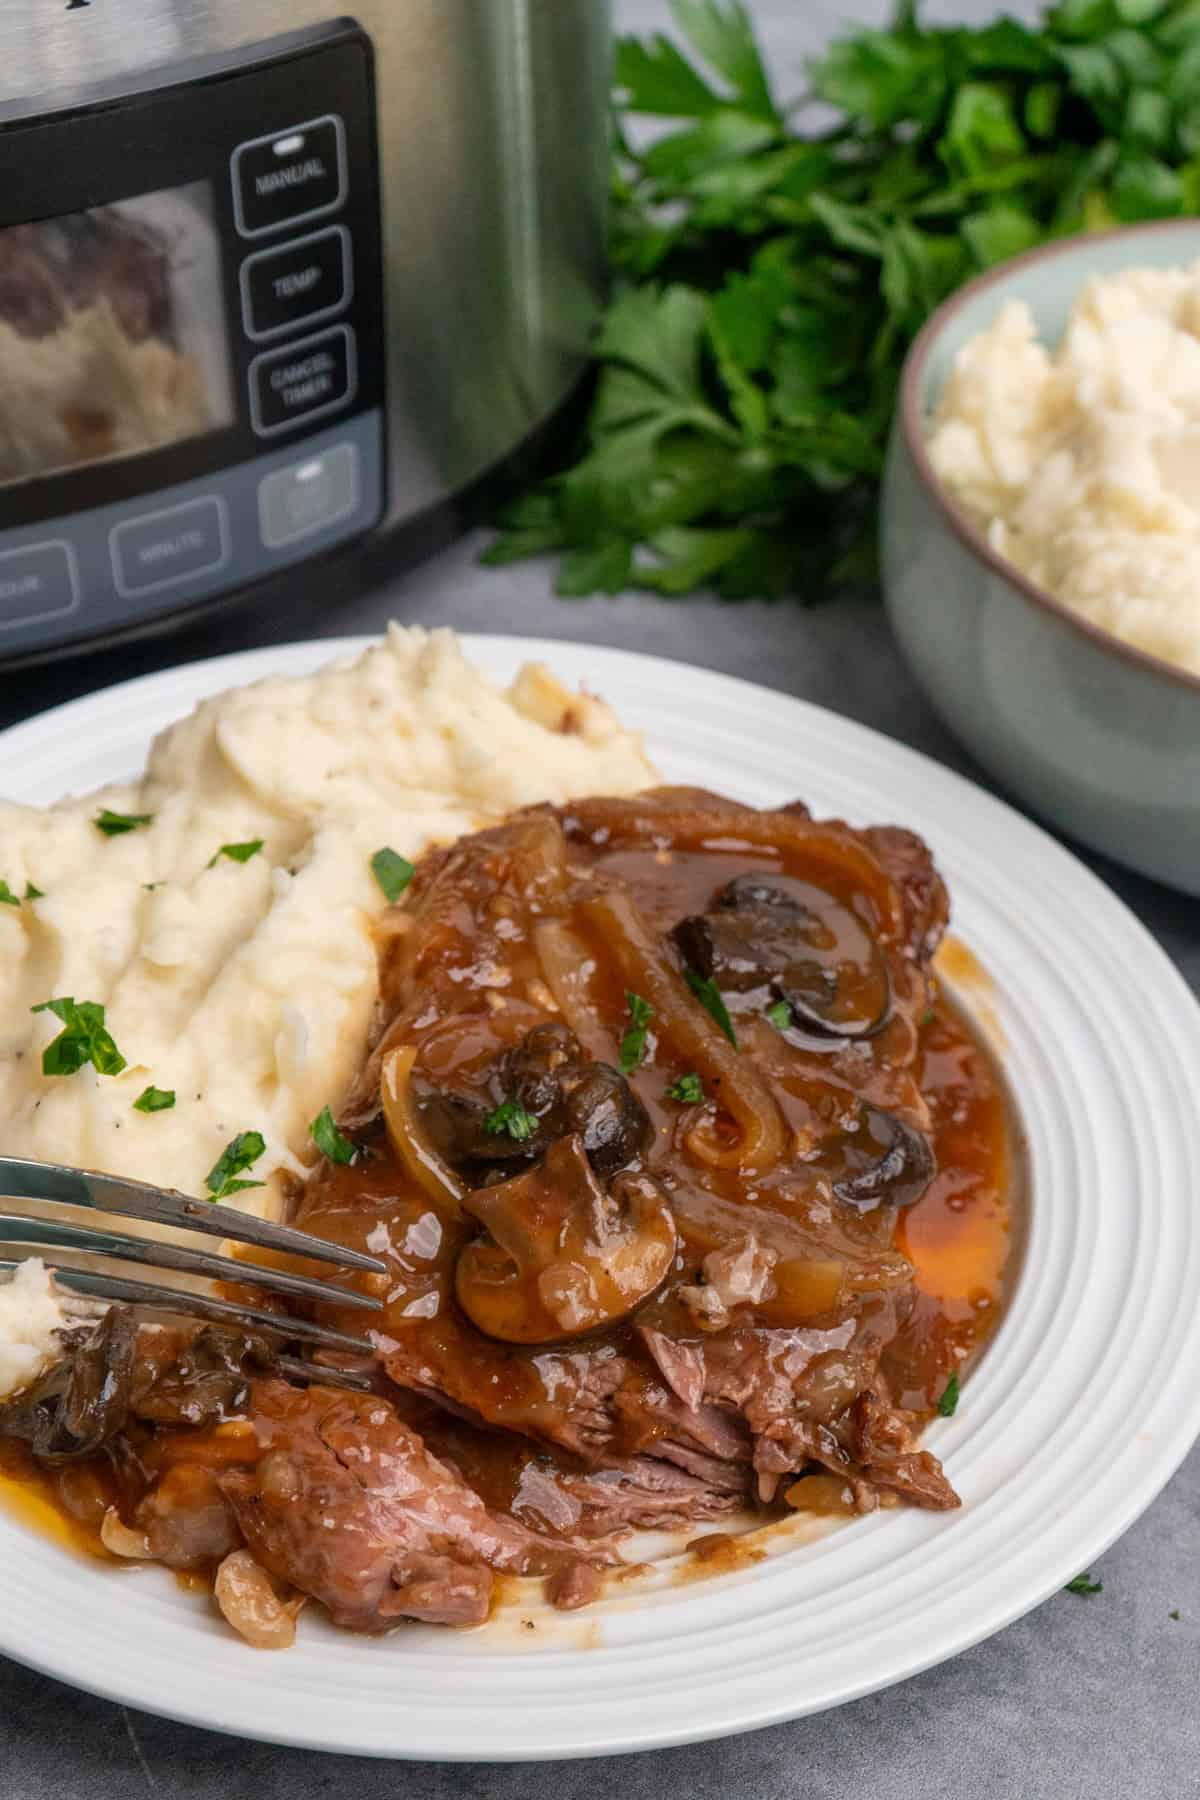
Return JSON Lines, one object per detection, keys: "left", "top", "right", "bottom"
{"left": 455, "top": 1136, "right": 676, "bottom": 1345}
{"left": 562, "top": 1065, "right": 652, "bottom": 1178}
{"left": 671, "top": 872, "right": 890, "bottom": 1041}
{"left": 0, "top": 1309, "right": 283, "bottom": 1463}
{"left": 832, "top": 1108, "right": 935, "bottom": 1212}
{"left": 414, "top": 1024, "right": 575, "bottom": 1168}
{"left": 504, "top": 1022, "right": 581, "bottom": 1115}
{"left": 415, "top": 1086, "right": 507, "bottom": 1167}
{"left": 414, "top": 1023, "right": 651, "bottom": 1183}
{"left": 134, "top": 1326, "right": 277, "bottom": 1428}
{"left": 0, "top": 1306, "right": 138, "bottom": 1462}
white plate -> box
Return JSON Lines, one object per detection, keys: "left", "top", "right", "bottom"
{"left": 2, "top": 635, "right": 1199, "bottom": 1761}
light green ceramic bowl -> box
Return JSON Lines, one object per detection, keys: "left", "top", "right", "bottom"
{"left": 883, "top": 220, "right": 1200, "bottom": 896}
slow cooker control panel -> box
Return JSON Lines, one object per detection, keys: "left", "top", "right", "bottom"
{"left": 0, "top": 24, "right": 385, "bottom": 658}
{"left": 233, "top": 120, "right": 358, "bottom": 439}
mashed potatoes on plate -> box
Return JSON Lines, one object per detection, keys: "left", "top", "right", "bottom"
{"left": 0, "top": 628, "right": 654, "bottom": 1393}
{"left": 928, "top": 261, "right": 1200, "bottom": 678}
{"left": 0, "top": 1261, "right": 71, "bottom": 1400}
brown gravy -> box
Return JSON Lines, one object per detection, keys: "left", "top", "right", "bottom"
{"left": 0, "top": 793, "right": 1023, "bottom": 1609}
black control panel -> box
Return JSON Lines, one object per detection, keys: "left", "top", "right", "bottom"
{"left": 0, "top": 23, "right": 386, "bottom": 656}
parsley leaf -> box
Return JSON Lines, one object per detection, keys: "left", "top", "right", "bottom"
{"left": 619, "top": 991, "right": 655, "bottom": 1073}
{"left": 489, "top": 0, "right": 1200, "bottom": 601}
{"left": 665, "top": 1071, "right": 704, "bottom": 1104}
{"left": 485, "top": 1100, "right": 538, "bottom": 1143}
{"left": 765, "top": 999, "right": 791, "bottom": 1030}
{"left": 31, "top": 997, "right": 127, "bottom": 1078}
{"left": 95, "top": 809, "right": 152, "bottom": 837}
{"left": 668, "top": 0, "right": 779, "bottom": 123}
{"left": 616, "top": 28, "right": 724, "bottom": 120}
{"left": 133, "top": 1085, "right": 176, "bottom": 1114}
{"left": 24, "top": 882, "right": 44, "bottom": 900}
{"left": 205, "top": 1131, "right": 267, "bottom": 1202}
{"left": 0, "top": 881, "right": 18, "bottom": 907}
{"left": 310, "top": 1104, "right": 357, "bottom": 1165}
{"left": 685, "top": 969, "right": 738, "bottom": 1046}
{"left": 371, "top": 847, "right": 415, "bottom": 904}
{"left": 936, "top": 1372, "right": 960, "bottom": 1417}
{"left": 208, "top": 839, "right": 264, "bottom": 868}
{"left": 1064, "top": 1573, "right": 1103, "bottom": 1596}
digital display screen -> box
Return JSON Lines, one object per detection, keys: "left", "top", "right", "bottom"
{"left": 0, "top": 181, "right": 234, "bottom": 490}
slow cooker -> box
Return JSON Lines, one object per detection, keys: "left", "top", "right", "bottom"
{"left": 0, "top": 2, "right": 611, "bottom": 665}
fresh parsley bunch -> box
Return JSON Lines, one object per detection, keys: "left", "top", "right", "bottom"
{"left": 488, "top": 0, "right": 1200, "bottom": 601}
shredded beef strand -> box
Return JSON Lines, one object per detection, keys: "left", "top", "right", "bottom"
{"left": 220, "top": 1381, "right": 612, "bottom": 1633}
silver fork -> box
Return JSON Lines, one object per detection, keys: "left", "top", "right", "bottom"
{"left": 0, "top": 1155, "right": 388, "bottom": 1391}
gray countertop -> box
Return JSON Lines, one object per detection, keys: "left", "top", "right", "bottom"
{"left": 4, "top": 3, "right": 1199, "bottom": 1795}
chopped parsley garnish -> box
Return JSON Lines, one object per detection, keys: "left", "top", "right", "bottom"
{"left": 665, "top": 1072, "right": 704, "bottom": 1105}
{"left": 205, "top": 1130, "right": 267, "bottom": 1202}
{"left": 920, "top": 1006, "right": 937, "bottom": 1027}
{"left": 484, "top": 1100, "right": 538, "bottom": 1143}
{"left": 685, "top": 970, "right": 737, "bottom": 1047}
{"left": 133, "top": 1085, "right": 176, "bottom": 1114}
{"left": 765, "top": 999, "right": 791, "bottom": 1031}
{"left": 2, "top": 880, "right": 45, "bottom": 907}
{"left": 936, "top": 1373, "right": 960, "bottom": 1418}
{"left": 371, "top": 847, "right": 415, "bottom": 904}
{"left": 94, "top": 808, "right": 153, "bottom": 837}
{"left": 208, "top": 839, "right": 264, "bottom": 869}
{"left": 618, "top": 991, "right": 654, "bottom": 1074}
{"left": 310, "top": 1104, "right": 357, "bottom": 1165}
{"left": 1170, "top": 1609, "right": 1181, "bottom": 1621}
{"left": 31, "top": 997, "right": 127, "bottom": 1078}
{"left": 1064, "top": 1573, "right": 1103, "bottom": 1597}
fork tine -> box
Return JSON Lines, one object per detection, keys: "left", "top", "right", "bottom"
{"left": 0, "top": 1256, "right": 377, "bottom": 1355}
{"left": 0, "top": 1156, "right": 386, "bottom": 1275}
{"left": 275, "top": 1356, "right": 376, "bottom": 1393}
{"left": 0, "top": 1215, "right": 381, "bottom": 1313}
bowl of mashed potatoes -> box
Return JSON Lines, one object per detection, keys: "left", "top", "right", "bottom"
{"left": 882, "top": 220, "right": 1200, "bottom": 895}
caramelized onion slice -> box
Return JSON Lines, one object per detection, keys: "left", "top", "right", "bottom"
{"left": 100, "top": 1507, "right": 152, "bottom": 1559}
{"left": 577, "top": 886, "right": 786, "bottom": 1174}
{"left": 455, "top": 1136, "right": 676, "bottom": 1345}
{"left": 532, "top": 919, "right": 615, "bottom": 1063}
{"left": 380, "top": 1046, "right": 466, "bottom": 1210}
{"left": 214, "top": 1548, "right": 303, "bottom": 1650}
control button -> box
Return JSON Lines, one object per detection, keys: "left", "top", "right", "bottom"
{"left": 249, "top": 326, "right": 356, "bottom": 437}
{"left": 240, "top": 226, "right": 352, "bottom": 342}
{"left": 111, "top": 497, "right": 229, "bottom": 597}
{"left": 259, "top": 443, "right": 360, "bottom": 549}
{"left": 232, "top": 116, "right": 346, "bottom": 239}
{"left": 0, "top": 540, "right": 80, "bottom": 630}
